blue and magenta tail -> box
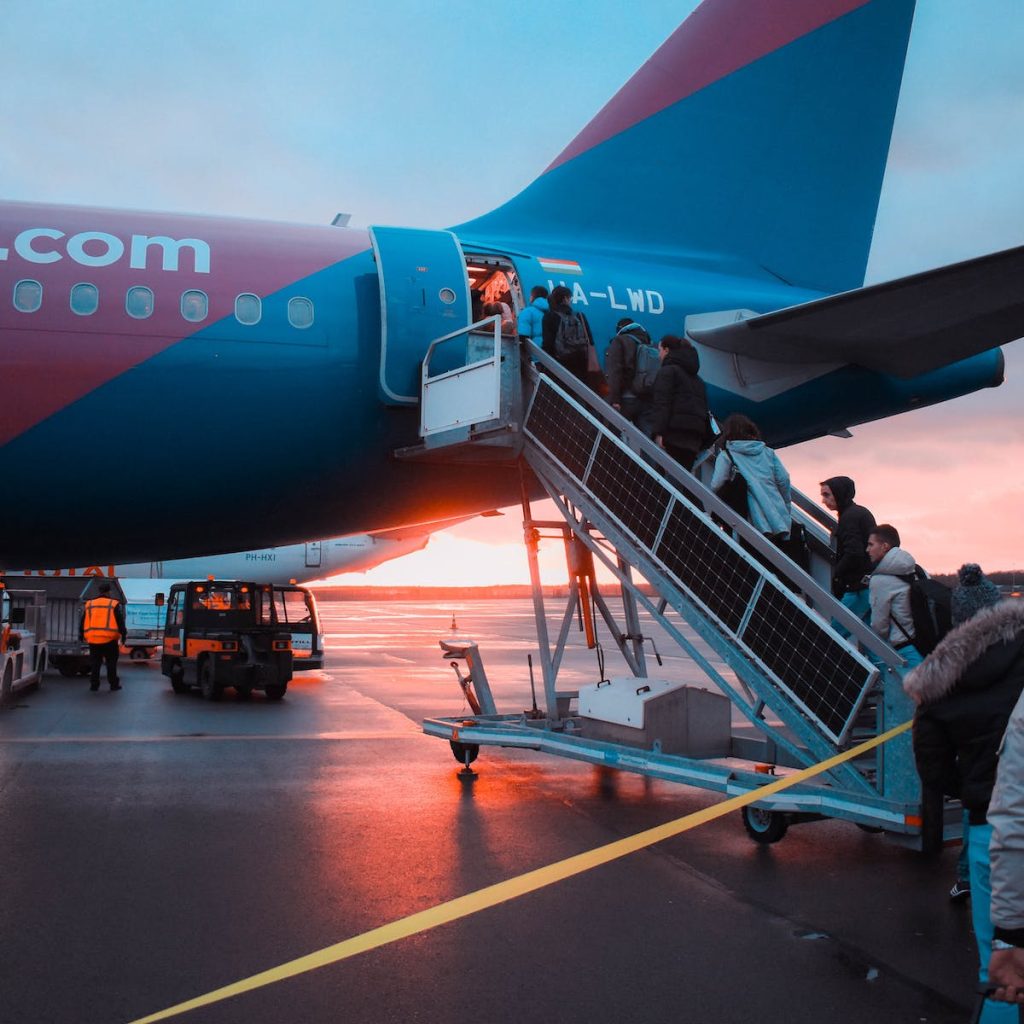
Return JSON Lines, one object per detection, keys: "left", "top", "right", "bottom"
{"left": 457, "top": 0, "right": 916, "bottom": 295}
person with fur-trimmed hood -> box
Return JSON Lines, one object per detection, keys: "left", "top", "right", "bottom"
{"left": 904, "top": 567, "right": 1024, "bottom": 1023}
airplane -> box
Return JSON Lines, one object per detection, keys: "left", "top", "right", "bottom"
{"left": 2, "top": 0, "right": 1022, "bottom": 569}
{"left": 1, "top": 526, "right": 449, "bottom": 587}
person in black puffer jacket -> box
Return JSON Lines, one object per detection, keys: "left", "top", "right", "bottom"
{"left": 904, "top": 597, "right": 1024, "bottom": 1022}
{"left": 651, "top": 335, "right": 710, "bottom": 470}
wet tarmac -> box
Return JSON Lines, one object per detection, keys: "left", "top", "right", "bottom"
{"left": 0, "top": 599, "right": 981, "bottom": 1023}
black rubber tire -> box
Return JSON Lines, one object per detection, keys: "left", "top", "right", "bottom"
{"left": 56, "top": 662, "right": 79, "bottom": 678}
{"left": 450, "top": 741, "right": 480, "bottom": 765}
{"left": 855, "top": 823, "right": 885, "bottom": 834}
{"left": 199, "top": 660, "right": 220, "bottom": 702}
{"left": 129, "top": 647, "right": 147, "bottom": 661}
{"left": 235, "top": 687, "right": 253, "bottom": 701}
{"left": 264, "top": 684, "right": 286, "bottom": 701}
{"left": 741, "top": 806, "right": 789, "bottom": 844}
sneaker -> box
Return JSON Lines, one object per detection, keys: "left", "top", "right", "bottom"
{"left": 949, "top": 879, "right": 971, "bottom": 901}
{"left": 110, "top": 683, "right": 122, "bottom": 692}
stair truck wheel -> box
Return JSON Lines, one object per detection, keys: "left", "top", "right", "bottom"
{"left": 741, "top": 805, "right": 789, "bottom": 844}
{"left": 199, "top": 658, "right": 221, "bottom": 701}
{"left": 169, "top": 662, "right": 188, "bottom": 694}
{"left": 264, "top": 684, "right": 287, "bottom": 701}
{"left": 450, "top": 741, "right": 479, "bottom": 766}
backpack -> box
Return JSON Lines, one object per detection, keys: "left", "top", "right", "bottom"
{"left": 630, "top": 337, "right": 661, "bottom": 397}
{"left": 895, "top": 567, "right": 953, "bottom": 656}
{"left": 554, "top": 311, "right": 588, "bottom": 359}
{"left": 714, "top": 448, "right": 749, "bottom": 519}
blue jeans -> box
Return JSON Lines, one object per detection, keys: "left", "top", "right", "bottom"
{"left": 968, "top": 822, "right": 1019, "bottom": 1022}
{"left": 833, "top": 589, "right": 871, "bottom": 639}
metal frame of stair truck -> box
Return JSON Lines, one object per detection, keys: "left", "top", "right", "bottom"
{"left": 421, "top": 340, "right": 954, "bottom": 849}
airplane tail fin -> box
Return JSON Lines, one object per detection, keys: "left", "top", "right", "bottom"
{"left": 456, "top": 0, "right": 916, "bottom": 295}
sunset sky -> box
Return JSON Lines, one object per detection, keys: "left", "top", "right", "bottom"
{"left": 3, "top": 1, "right": 1022, "bottom": 585}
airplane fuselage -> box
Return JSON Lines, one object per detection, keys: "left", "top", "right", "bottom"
{"left": 0, "top": 199, "right": 1003, "bottom": 566}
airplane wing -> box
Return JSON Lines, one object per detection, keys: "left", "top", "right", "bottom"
{"left": 689, "top": 245, "right": 1024, "bottom": 379}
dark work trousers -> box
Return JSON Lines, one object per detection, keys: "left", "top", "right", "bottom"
{"left": 663, "top": 442, "right": 698, "bottom": 472}
{"left": 88, "top": 640, "right": 121, "bottom": 689}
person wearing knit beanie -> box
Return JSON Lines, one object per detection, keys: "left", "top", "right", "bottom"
{"left": 952, "top": 564, "right": 1003, "bottom": 626}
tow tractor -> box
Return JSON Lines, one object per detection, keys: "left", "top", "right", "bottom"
{"left": 1, "top": 583, "right": 47, "bottom": 702}
{"left": 160, "top": 580, "right": 293, "bottom": 700}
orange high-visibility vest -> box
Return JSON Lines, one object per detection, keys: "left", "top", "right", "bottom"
{"left": 83, "top": 596, "right": 120, "bottom": 644}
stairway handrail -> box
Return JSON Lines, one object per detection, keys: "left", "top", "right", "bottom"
{"left": 520, "top": 340, "right": 902, "bottom": 669}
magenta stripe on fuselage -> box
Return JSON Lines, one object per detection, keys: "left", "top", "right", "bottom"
{"left": 0, "top": 201, "right": 369, "bottom": 446}
{"left": 547, "top": 0, "right": 871, "bottom": 173}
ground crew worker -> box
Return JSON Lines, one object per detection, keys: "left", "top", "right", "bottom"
{"left": 79, "top": 582, "right": 127, "bottom": 692}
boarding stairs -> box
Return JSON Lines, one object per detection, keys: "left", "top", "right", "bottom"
{"left": 406, "top": 321, "right": 942, "bottom": 844}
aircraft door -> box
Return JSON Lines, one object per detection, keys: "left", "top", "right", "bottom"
{"left": 368, "top": 226, "right": 471, "bottom": 405}
{"left": 304, "top": 541, "right": 322, "bottom": 569}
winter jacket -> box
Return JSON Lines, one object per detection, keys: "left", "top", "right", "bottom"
{"left": 517, "top": 297, "right": 548, "bottom": 342}
{"left": 903, "top": 601, "right": 1024, "bottom": 824}
{"left": 868, "top": 547, "right": 917, "bottom": 646}
{"left": 604, "top": 323, "right": 651, "bottom": 406}
{"left": 651, "top": 345, "right": 709, "bottom": 453}
{"left": 822, "top": 475, "right": 875, "bottom": 596}
{"left": 990, "top": 687, "right": 1024, "bottom": 946}
{"left": 709, "top": 440, "right": 791, "bottom": 536}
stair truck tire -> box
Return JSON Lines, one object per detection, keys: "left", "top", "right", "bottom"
{"left": 741, "top": 805, "right": 789, "bottom": 844}
{"left": 169, "top": 662, "right": 188, "bottom": 694}
{"left": 264, "top": 683, "right": 287, "bottom": 701}
{"left": 450, "top": 741, "right": 479, "bottom": 766}
{"left": 199, "top": 658, "right": 221, "bottom": 702}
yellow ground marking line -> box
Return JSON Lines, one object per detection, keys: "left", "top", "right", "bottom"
{"left": 129, "top": 720, "right": 911, "bottom": 1024}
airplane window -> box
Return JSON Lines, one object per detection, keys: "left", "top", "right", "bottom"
{"left": 235, "top": 293, "right": 261, "bottom": 325}
{"left": 13, "top": 279, "right": 42, "bottom": 313}
{"left": 288, "top": 296, "right": 314, "bottom": 329}
{"left": 181, "top": 289, "right": 208, "bottom": 323}
{"left": 126, "top": 286, "right": 154, "bottom": 319}
{"left": 70, "top": 283, "right": 99, "bottom": 316}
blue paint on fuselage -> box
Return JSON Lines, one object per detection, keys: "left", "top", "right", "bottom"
{"left": 459, "top": 0, "right": 916, "bottom": 295}
{"left": 0, "top": 221, "right": 1007, "bottom": 566}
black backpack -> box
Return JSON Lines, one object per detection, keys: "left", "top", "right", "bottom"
{"left": 554, "top": 311, "right": 588, "bottom": 359}
{"left": 895, "top": 567, "right": 952, "bottom": 656}
{"left": 714, "top": 448, "right": 749, "bottom": 519}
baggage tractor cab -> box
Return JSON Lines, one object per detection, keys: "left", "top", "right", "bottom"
{"left": 161, "top": 581, "right": 293, "bottom": 701}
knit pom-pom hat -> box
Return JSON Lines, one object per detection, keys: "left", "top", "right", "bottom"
{"left": 951, "top": 563, "right": 1002, "bottom": 625}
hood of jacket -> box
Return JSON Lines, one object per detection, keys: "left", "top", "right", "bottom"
{"left": 531, "top": 297, "right": 549, "bottom": 312}
{"left": 823, "top": 475, "right": 856, "bottom": 511}
{"left": 872, "top": 547, "right": 916, "bottom": 578}
{"left": 664, "top": 344, "right": 700, "bottom": 376}
{"left": 904, "top": 600, "right": 1024, "bottom": 706}
{"left": 617, "top": 323, "right": 651, "bottom": 346}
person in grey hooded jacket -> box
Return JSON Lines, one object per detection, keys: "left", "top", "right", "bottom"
{"left": 866, "top": 523, "right": 923, "bottom": 668}
{"left": 709, "top": 414, "right": 791, "bottom": 537}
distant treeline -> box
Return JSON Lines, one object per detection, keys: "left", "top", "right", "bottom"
{"left": 313, "top": 585, "right": 575, "bottom": 601}
{"left": 930, "top": 570, "right": 1023, "bottom": 591}
{"left": 313, "top": 575, "right": 1023, "bottom": 601}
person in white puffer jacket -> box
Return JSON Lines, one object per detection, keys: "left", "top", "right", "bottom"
{"left": 865, "top": 523, "right": 924, "bottom": 668}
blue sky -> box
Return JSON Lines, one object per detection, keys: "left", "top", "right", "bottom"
{"left": 2, "top": 1, "right": 1023, "bottom": 574}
